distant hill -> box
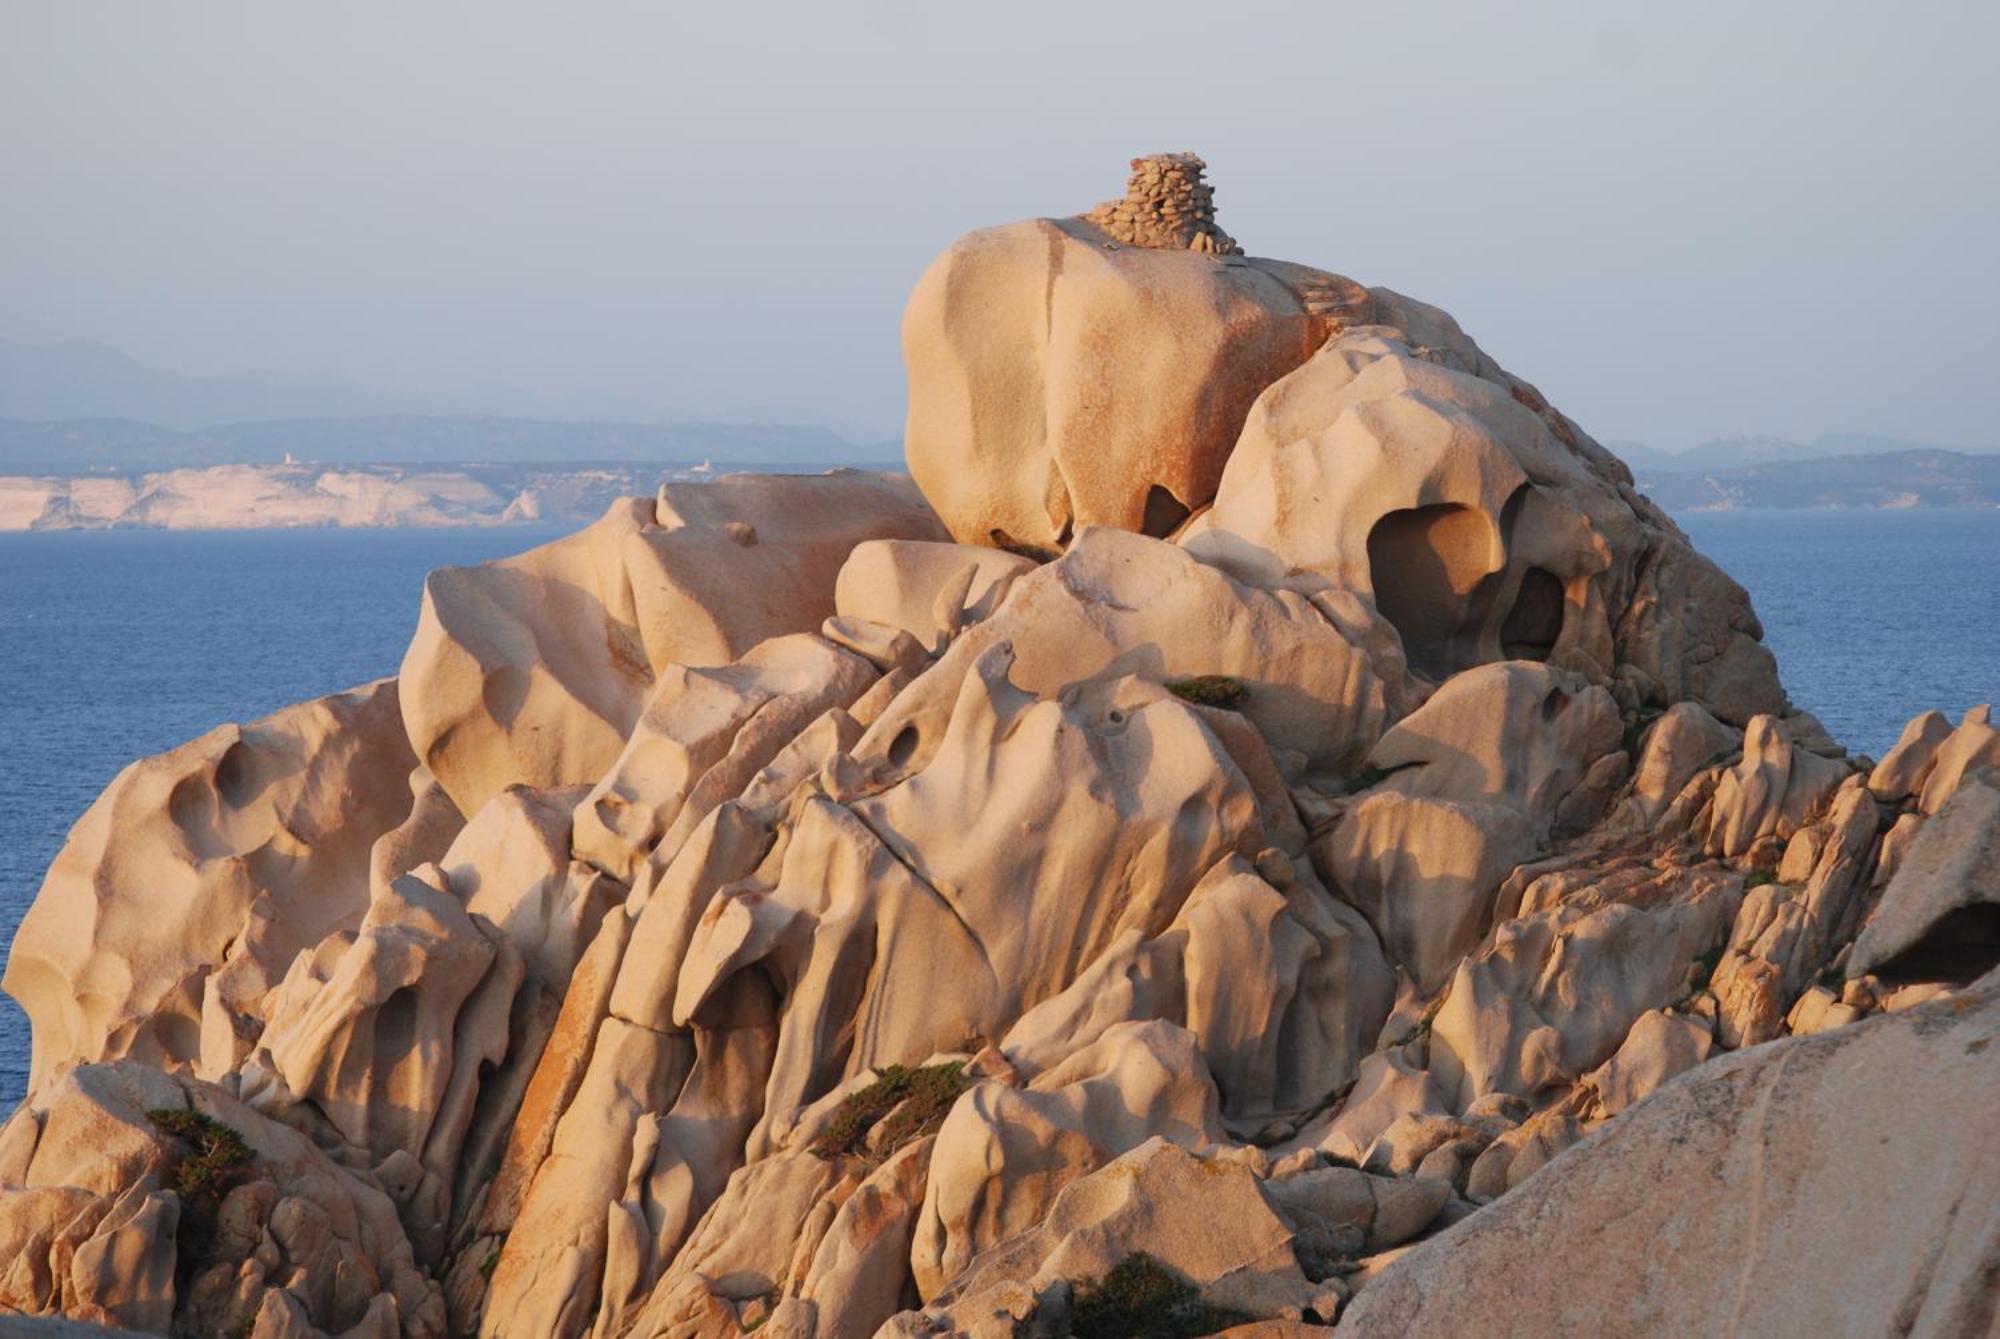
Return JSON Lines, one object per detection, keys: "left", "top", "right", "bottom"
{"left": 1615, "top": 432, "right": 1996, "bottom": 473}
{"left": 0, "top": 414, "right": 896, "bottom": 473}
{"left": 1633, "top": 449, "right": 2000, "bottom": 511}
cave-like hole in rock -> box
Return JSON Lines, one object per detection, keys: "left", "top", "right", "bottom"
{"left": 1366, "top": 503, "right": 1496, "bottom": 678}
{"left": 886, "top": 723, "right": 921, "bottom": 769}
{"left": 1502, "top": 566, "right": 1565, "bottom": 661}
{"left": 1140, "top": 485, "right": 1192, "bottom": 539}
{"left": 1869, "top": 905, "right": 2000, "bottom": 986}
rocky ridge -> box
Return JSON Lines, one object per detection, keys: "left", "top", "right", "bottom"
{"left": 0, "top": 155, "right": 1994, "bottom": 1339}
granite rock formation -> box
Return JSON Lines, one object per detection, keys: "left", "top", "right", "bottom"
{"left": 2, "top": 156, "right": 1993, "bottom": 1339}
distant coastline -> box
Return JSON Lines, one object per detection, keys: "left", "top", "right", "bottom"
{"left": 1631, "top": 448, "right": 2000, "bottom": 512}
{"left": 0, "top": 460, "right": 712, "bottom": 532}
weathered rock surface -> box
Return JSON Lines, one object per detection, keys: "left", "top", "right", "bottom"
{"left": 1338, "top": 974, "right": 2000, "bottom": 1338}
{"left": 4, "top": 680, "right": 418, "bottom": 1093}
{"left": 399, "top": 473, "right": 944, "bottom": 817}
{"left": 1849, "top": 767, "right": 2000, "bottom": 984}
{"left": 2, "top": 156, "right": 1989, "bottom": 1339}
{"left": 904, "top": 160, "right": 1366, "bottom": 554}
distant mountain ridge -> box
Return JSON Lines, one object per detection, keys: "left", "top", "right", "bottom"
{"left": 1633, "top": 448, "right": 2000, "bottom": 510}
{"left": 1613, "top": 431, "right": 1996, "bottom": 473}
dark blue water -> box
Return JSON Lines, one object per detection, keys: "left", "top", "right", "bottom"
{"left": 0, "top": 526, "right": 569, "bottom": 1108}
{"left": 1677, "top": 510, "right": 1999, "bottom": 759}
{"left": 0, "top": 512, "right": 1994, "bottom": 1108}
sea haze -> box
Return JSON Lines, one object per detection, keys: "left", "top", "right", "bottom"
{"left": 1, "top": 511, "right": 1996, "bottom": 1106}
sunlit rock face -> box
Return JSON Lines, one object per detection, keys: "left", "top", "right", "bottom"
{"left": 2, "top": 155, "right": 1993, "bottom": 1339}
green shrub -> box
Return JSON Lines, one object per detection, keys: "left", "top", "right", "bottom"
{"left": 1165, "top": 675, "right": 1248, "bottom": 710}
{"left": 810, "top": 1062, "right": 968, "bottom": 1162}
{"left": 147, "top": 1108, "right": 251, "bottom": 1202}
{"left": 1742, "top": 869, "right": 1774, "bottom": 891}
{"left": 148, "top": 1107, "right": 255, "bottom": 1307}
{"left": 1070, "top": 1253, "right": 1249, "bottom": 1339}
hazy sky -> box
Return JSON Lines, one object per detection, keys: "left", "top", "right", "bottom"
{"left": 3, "top": 0, "right": 1996, "bottom": 447}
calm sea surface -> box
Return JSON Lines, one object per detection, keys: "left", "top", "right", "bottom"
{"left": 0, "top": 510, "right": 1995, "bottom": 1106}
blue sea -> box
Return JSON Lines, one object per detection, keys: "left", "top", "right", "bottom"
{"left": 0, "top": 510, "right": 1995, "bottom": 1107}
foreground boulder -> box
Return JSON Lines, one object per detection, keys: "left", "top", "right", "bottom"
{"left": 1339, "top": 972, "right": 2000, "bottom": 1338}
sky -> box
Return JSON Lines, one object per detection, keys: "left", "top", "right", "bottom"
{"left": 2, "top": 0, "right": 1996, "bottom": 448}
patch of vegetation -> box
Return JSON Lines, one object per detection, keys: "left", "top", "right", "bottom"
{"left": 1165, "top": 675, "right": 1249, "bottom": 710}
{"left": 149, "top": 1107, "right": 255, "bottom": 1304}
{"left": 148, "top": 1108, "right": 252, "bottom": 1202}
{"left": 1742, "top": 869, "right": 1774, "bottom": 891}
{"left": 1069, "top": 1253, "right": 1250, "bottom": 1339}
{"left": 1397, "top": 995, "right": 1446, "bottom": 1047}
{"left": 479, "top": 1247, "right": 502, "bottom": 1281}
{"left": 810, "top": 1062, "right": 968, "bottom": 1162}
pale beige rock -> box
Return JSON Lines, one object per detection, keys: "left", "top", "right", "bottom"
{"left": 1297, "top": 1051, "right": 1446, "bottom": 1168}
{"left": 1338, "top": 974, "right": 2000, "bottom": 1339}
{"left": 1784, "top": 985, "right": 1862, "bottom": 1036}
{"left": 1703, "top": 714, "right": 1849, "bottom": 858}
{"left": 911, "top": 1139, "right": 1317, "bottom": 1333}
{"left": 368, "top": 766, "right": 468, "bottom": 905}
{"left": 1849, "top": 766, "right": 2000, "bottom": 985}
{"left": 400, "top": 475, "right": 944, "bottom": 817}
{"left": 1265, "top": 1165, "right": 1448, "bottom": 1254}
{"left": 238, "top": 871, "right": 523, "bottom": 1218}
{"left": 1607, "top": 700, "right": 1737, "bottom": 831}
{"left": 903, "top": 204, "right": 1356, "bottom": 553}
{"left": 5, "top": 680, "right": 417, "bottom": 1094}
{"left": 441, "top": 784, "right": 613, "bottom": 991}
{"left": 1578, "top": 1009, "right": 1711, "bottom": 1118}
{"left": 1428, "top": 866, "right": 1740, "bottom": 1110}
{"left": 998, "top": 856, "right": 1393, "bottom": 1135}
{"left": 834, "top": 539, "right": 1035, "bottom": 653}
{"left": 796, "top": 1136, "right": 934, "bottom": 1339}
{"left": 911, "top": 1021, "right": 1223, "bottom": 1301}
{"left": 1711, "top": 776, "right": 1882, "bottom": 1047}
{"left": 618, "top": 1148, "right": 843, "bottom": 1338}
{"left": 1317, "top": 662, "right": 1620, "bottom": 991}
{"left": 1183, "top": 320, "right": 1784, "bottom": 724}
{"left": 571, "top": 633, "right": 877, "bottom": 882}
{"left": 1917, "top": 703, "right": 2000, "bottom": 814}
{"left": 1868, "top": 708, "right": 1952, "bottom": 802}
{"left": 0, "top": 1062, "right": 440, "bottom": 1337}
{"left": 1460, "top": 1101, "right": 1581, "bottom": 1199}
{"left": 855, "top": 526, "right": 1399, "bottom": 782}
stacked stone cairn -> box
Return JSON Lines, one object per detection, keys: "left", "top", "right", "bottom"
{"left": 1086, "top": 151, "right": 1242, "bottom": 254}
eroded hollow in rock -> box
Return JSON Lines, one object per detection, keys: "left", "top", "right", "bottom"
{"left": 1501, "top": 566, "right": 1565, "bottom": 661}
{"left": 1868, "top": 904, "right": 2000, "bottom": 986}
{"left": 1140, "top": 485, "right": 1193, "bottom": 540}
{"left": 1367, "top": 503, "right": 1500, "bottom": 678}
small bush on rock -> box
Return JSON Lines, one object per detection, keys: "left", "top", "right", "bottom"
{"left": 147, "top": 1107, "right": 251, "bottom": 1201}
{"left": 810, "top": 1062, "right": 968, "bottom": 1161}
{"left": 1070, "top": 1253, "right": 1250, "bottom": 1339}
{"left": 1165, "top": 675, "right": 1249, "bottom": 710}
